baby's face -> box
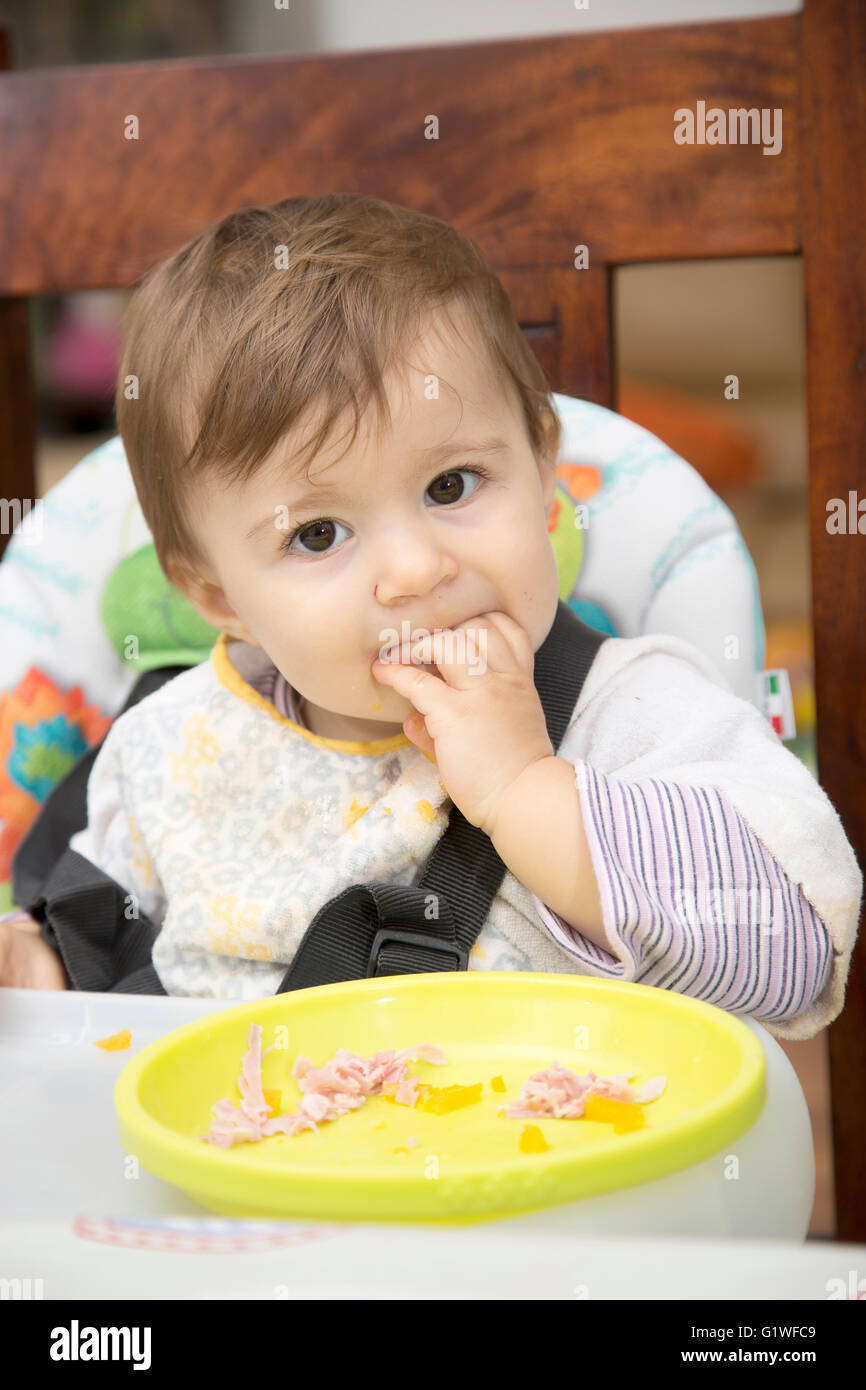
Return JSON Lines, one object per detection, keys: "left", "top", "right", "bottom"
{"left": 182, "top": 302, "right": 561, "bottom": 742}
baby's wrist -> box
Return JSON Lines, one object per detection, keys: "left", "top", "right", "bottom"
{"left": 485, "top": 753, "right": 560, "bottom": 844}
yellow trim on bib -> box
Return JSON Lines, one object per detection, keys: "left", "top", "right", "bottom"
{"left": 210, "top": 633, "right": 412, "bottom": 756}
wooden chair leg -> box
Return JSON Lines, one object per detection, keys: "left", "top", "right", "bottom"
{"left": 801, "top": 0, "right": 866, "bottom": 1244}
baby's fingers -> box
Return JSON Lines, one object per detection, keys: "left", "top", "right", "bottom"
{"left": 371, "top": 659, "right": 451, "bottom": 719}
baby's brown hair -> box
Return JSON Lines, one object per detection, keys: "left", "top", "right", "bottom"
{"left": 114, "top": 193, "right": 562, "bottom": 580}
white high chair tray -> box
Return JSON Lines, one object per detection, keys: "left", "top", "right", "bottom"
{"left": 1, "top": 985, "right": 861, "bottom": 1300}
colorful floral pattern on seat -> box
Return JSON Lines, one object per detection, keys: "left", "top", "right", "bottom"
{"left": 0, "top": 667, "right": 112, "bottom": 885}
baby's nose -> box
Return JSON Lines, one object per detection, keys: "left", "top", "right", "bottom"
{"left": 373, "top": 538, "right": 458, "bottom": 605}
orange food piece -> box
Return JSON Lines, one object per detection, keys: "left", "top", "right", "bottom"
{"left": 419, "top": 1083, "right": 483, "bottom": 1115}
{"left": 583, "top": 1092, "right": 645, "bottom": 1131}
{"left": 382, "top": 1081, "right": 432, "bottom": 1105}
{"left": 519, "top": 1124, "right": 549, "bottom": 1153}
{"left": 263, "top": 1088, "right": 282, "bottom": 1116}
{"left": 489, "top": 1075, "right": 507, "bottom": 1093}
{"left": 93, "top": 1029, "right": 132, "bottom": 1051}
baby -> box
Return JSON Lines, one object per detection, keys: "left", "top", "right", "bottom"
{"left": 0, "top": 194, "right": 861, "bottom": 1042}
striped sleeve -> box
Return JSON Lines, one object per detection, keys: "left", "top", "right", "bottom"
{"left": 248, "top": 665, "right": 303, "bottom": 724}
{"left": 531, "top": 759, "right": 835, "bottom": 1026}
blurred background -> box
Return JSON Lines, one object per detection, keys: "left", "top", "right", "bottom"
{"left": 2, "top": 0, "right": 829, "bottom": 1232}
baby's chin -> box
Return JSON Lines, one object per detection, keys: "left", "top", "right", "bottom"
{"left": 371, "top": 689, "right": 426, "bottom": 723}
{"left": 299, "top": 695, "right": 406, "bottom": 742}
{"left": 355, "top": 677, "right": 424, "bottom": 725}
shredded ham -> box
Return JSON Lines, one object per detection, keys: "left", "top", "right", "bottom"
{"left": 199, "top": 1026, "right": 666, "bottom": 1148}
{"left": 499, "top": 1061, "right": 666, "bottom": 1119}
{"left": 200, "top": 1024, "right": 448, "bottom": 1147}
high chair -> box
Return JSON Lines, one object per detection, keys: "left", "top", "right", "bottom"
{"left": 0, "top": 1, "right": 862, "bottom": 1242}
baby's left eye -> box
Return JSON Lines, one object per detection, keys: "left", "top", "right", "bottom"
{"left": 425, "top": 467, "right": 488, "bottom": 506}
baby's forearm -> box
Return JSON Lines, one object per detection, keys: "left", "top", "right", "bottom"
{"left": 488, "top": 755, "right": 610, "bottom": 952}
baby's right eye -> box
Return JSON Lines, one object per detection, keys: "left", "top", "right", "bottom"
{"left": 282, "top": 519, "right": 351, "bottom": 555}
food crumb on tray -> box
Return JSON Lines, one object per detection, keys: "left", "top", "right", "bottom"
{"left": 93, "top": 1029, "right": 132, "bottom": 1051}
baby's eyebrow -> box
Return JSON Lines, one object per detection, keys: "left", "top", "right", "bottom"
{"left": 244, "top": 435, "right": 508, "bottom": 541}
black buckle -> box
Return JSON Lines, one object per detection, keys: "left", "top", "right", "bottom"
{"left": 368, "top": 927, "right": 469, "bottom": 975}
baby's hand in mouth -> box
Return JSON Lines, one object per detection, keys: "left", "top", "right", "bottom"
{"left": 370, "top": 612, "right": 553, "bottom": 837}
{"left": 377, "top": 628, "right": 450, "bottom": 668}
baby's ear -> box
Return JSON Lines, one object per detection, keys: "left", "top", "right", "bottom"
{"left": 536, "top": 403, "right": 560, "bottom": 510}
{"left": 165, "top": 552, "right": 260, "bottom": 647}
{"left": 540, "top": 455, "right": 557, "bottom": 513}
{"left": 538, "top": 442, "right": 559, "bottom": 514}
